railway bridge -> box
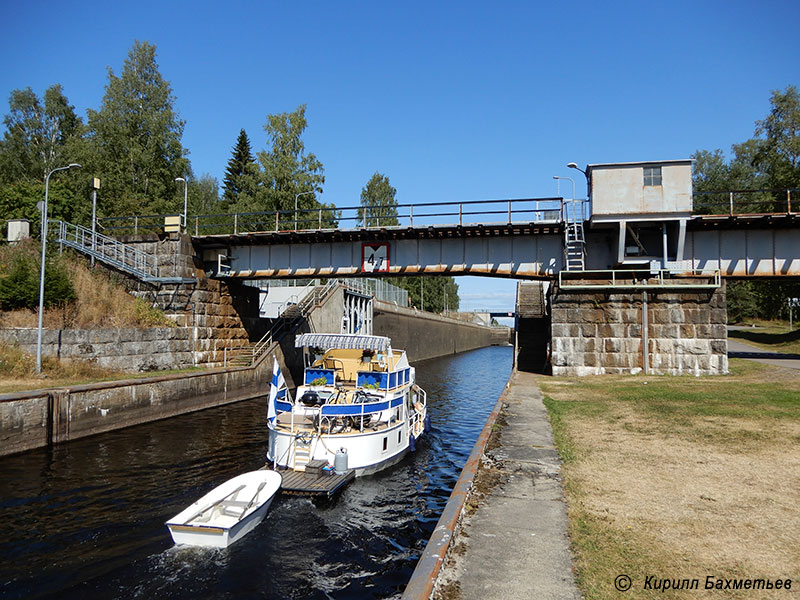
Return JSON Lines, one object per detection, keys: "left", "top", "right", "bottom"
{"left": 87, "top": 159, "right": 800, "bottom": 377}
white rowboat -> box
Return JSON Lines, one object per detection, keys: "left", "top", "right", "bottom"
{"left": 166, "top": 470, "right": 282, "bottom": 548}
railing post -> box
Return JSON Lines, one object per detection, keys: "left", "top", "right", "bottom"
{"left": 788, "top": 189, "right": 792, "bottom": 214}
{"left": 729, "top": 192, "right": 734, "bottom": 216}
{"left": 195, "top": 216, "right": 199, "bottom": 236}
{"left": 134, "top": 216, "right": 139, "bottom": 235}
{"left": 410, "top": 205, "right": 414, "bottom": 227}
{"left": 459, "top": 203, "right": 462, "bottom": 226}
{"left": 275, "top": 211, "right": 279, "bottom": 232}
{"left": 319, "top": 208, "right": 322, "bottom": 229}
{"left": 508, "top": 200, "right": 512, "bottom": 224}
{"left": 234, "top": 213, "right": 238, "bottom": 235}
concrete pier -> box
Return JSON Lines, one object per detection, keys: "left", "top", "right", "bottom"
{"left": 405, "top": 371, "right": 579, "bottom": 599}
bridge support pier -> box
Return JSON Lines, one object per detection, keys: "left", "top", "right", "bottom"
{"left": 549, "top": 278, "right": 728, "bottom": 376}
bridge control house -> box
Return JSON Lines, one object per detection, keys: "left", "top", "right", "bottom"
{"left": 543, "top": 159, "right": 729, "bottom": 377}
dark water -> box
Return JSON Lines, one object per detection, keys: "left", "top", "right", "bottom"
{"left": 0, "top": 345, "right": 512, "bottom": 599}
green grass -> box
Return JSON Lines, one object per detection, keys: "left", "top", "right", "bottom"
{"left": 539, "top": 361, "right": 800, "bottom": 599}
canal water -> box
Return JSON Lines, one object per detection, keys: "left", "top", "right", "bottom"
{"left": 0, "top": 345, "right": 512, "bottom": 599}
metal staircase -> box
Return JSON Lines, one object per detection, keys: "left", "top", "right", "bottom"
{"left": 53, "top": 220, "right": 194, "bottom": 284}
{"left": 563, "top": 201, "right": 586, "bottom": 271}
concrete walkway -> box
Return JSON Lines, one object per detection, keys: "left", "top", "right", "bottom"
{"left": 436, "top": 371, "right": 580, "bottom": 599}
{"left": 727, "top": 338, "right": 800, "bottom": 370}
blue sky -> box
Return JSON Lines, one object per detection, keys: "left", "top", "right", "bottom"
{"left": 2, "top": 0, "right": 798, "bottom": 316}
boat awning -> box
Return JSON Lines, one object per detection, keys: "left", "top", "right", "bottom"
{"left": 294, "top": 333, "right": 392, "bottom": 352}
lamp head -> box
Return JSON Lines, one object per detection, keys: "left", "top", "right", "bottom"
{"left": 69, "top": 163, "right": 81, "bottom": 169}
{"left": 175, "top": 177, "right": 186, "bottom": 183}
{"left": 567, "top": 162, "right": 578, "bottom": 169}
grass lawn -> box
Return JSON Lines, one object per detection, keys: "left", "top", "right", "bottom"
{"left": 729, "top": 320, "right": 800, "bottom": 354}
{"left": 0, "top": 343, "right": 205, "bottom": 394}
{"left": 539, "top": 359, "right": 800, "bottom": 599}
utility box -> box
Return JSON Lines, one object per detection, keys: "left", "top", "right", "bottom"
{"left": 6, "top": 219, "right": 30, "bottom": 244}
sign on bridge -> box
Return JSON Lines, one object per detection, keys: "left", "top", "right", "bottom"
{"left": 362, "top": 242, "right": 390, "bottom": 273}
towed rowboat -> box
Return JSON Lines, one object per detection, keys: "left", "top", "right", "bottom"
{"left": 166, "top": 470, "right": 282, "bottom": 548}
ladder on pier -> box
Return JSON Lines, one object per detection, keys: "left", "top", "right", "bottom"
{"left": 563, "top": 201, "right": 586, "bottom": 271}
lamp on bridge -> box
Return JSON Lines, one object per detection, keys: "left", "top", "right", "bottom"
{"left": 175, "top": 177, "right": 188, "bottom": 232}
{"left": 567, "top": 162, "right": 589, "bottom": 197}
{"left": 36, "top": 163, "right": 81, "bottom": 374}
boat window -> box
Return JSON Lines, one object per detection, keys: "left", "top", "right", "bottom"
{"left": 383, "top": 437, "right": 388, "bottom": 452}
{"left": 398, "top": 430, "right": 402, "bottom": 444}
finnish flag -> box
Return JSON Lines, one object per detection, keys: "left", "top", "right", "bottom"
{"left": 268, "top": 356, "right": 287, "bottom": 426}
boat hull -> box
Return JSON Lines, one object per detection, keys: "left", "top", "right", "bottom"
{"left": 166, "top": 470, "right": 281, "bottom": 549}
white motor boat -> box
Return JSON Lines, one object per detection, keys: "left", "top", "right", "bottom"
{"left": 267, "top": 333, "right": 429, "bottom": 477}
{"left": 166, "top": 470, "right": 282, "bottom": 548}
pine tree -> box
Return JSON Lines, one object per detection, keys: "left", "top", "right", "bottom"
{"left": 222, "top": 129, "right": 255, "bottom": 204}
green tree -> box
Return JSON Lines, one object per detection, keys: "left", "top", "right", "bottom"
{"left": 753, "top": 85, "right": 800, "bottom": 190}
{"left": 188, "top": 173, "right": 222, "bottom": 216}
{"left": 397, "top": 276, "right": 459, "bottom": 313}
{"left": 358, "top": 172, "right": 399, "bottom": 227}
{"left": 253, "top": 104, "right": 337, "bottom": 228}
{"left": 87, "top": 40, "right": 189, "bottom": 217}
{"left": 222, "top": 129, "right": 256, "bottom": 205}
{"left": 693, "top": 86, "right": 800, "bottom": 320}
{"left": 0, "top": 85, "right": 84, "bottom": 184}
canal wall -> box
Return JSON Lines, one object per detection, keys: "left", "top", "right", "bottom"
{"left": 372, "top": 301, "right": 501, "bottom": 362}
{"left": 0, "top": 350, "right": 293, "bottom": 457}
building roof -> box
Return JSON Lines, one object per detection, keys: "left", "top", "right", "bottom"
{"left": 587, "top": 159, "right": 693, "bottom": 171}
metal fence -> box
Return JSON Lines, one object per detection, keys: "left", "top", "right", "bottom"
{"left": 97, "top": 196, "right": 570, "bottom": 236}
{"left": 693, "top": 189, "right": 799, "bottom": 215}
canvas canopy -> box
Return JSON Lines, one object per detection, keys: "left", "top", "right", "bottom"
{"left": 294, "top": 333, "right": 392, "bottom": 353}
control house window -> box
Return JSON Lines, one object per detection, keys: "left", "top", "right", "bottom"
{"left": 643, "top": 166, "right": 662, "bottom": 186}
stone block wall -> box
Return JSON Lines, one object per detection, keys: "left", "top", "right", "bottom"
{"left": 104, "top": 233, "right": 260, "bottom": 367}
{"left": 0, "top": 327, "right": 194, "bottom": 371}
{"left": 550, "top": 281, "right": 728, "bottom": 376}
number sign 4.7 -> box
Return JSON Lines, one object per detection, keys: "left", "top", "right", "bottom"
{"left": 362, "top": 242, "right": 390, "bottom": 273}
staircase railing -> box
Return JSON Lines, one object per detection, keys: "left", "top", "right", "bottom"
{"left": 54, "top": 220, "right": 159, "bottom": 280}
{"left": 250, "top": 279, "right": 340, "bottom": 367}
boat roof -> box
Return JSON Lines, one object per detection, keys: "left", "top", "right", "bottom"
{"left": 295, "top": 333, "right": 393, "bottom": 352}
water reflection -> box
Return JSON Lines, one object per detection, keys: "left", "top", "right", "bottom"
{"left": 0, "top": 345, "right": 511, "bottom": 599}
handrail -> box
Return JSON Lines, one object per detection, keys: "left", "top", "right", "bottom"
{"left": 53, "top": 220, "right": 159, "bottom": 280}
{"left": 250, "top": 279, "right": 340, "bottom": 366}
{"left": 96, "top": 196, "right": 571, "bottom": 236}
{"left": 558, "top": 268, "right": 722, "bottom": 290}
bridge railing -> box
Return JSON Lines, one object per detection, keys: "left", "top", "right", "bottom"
{"left": 97, "top": 196, "right": 576, "bottom": 236}
{"left": 693, "top": 188, "right": 800, "bottom": 216}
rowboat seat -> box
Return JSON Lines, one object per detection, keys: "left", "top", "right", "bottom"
{"left": 217, "top": 499, "right": 251, "bottom": 518}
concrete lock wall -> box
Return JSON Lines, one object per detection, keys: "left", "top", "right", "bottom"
{"left": 372, "top": 301, "right": 499, "bottom": 362}
{"left": 0, "top": 350, "right": 287, "bottom": 457}
{"left": 550, "top": 281, "right": 728, "bottom": 376}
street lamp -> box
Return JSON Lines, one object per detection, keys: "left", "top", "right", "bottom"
{"left": 36, "top": 163, "right": 81, "bottom": 374}
{"left": 553, "top": 175, "right": 576, "bottom": 201}
{"left": 294, "top": 191, "right": 315, "bottom": 231}
{"left": 175, "top": 177, "right": 188, "bottom": 231}
{"left": 567, "top": 162, "right": 590, "bottom": 197}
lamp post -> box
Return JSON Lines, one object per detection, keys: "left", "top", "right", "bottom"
{"left": 567, "top": 162, "right": 590, "bottom": 196}
{"left": 36, "top": 163, "right": 81, "bottom": 374}
{"left": 294, "top": 191, "right": 314, "bottom": 231}
{"left": 175, "top": 177, "right": 188, "bottom": 231}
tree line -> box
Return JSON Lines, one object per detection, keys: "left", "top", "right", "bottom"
{"left": 0, "top": 40, "right": 459, "bottom": 313}
{"left": 692, "top": 85, "right": 800, "bottom": 321}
